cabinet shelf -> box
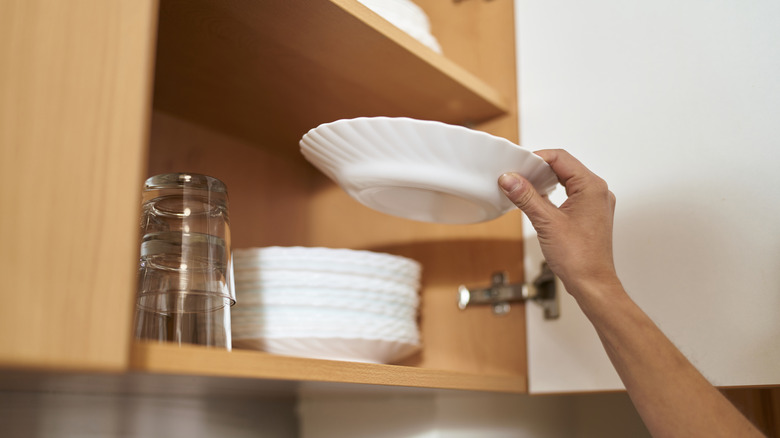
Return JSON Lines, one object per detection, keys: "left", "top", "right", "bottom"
{"left": 152, "top": 0, "right": 509, "bottom": 152}
{"left": 130, "top": 342, "right": 525, "bottom": 394}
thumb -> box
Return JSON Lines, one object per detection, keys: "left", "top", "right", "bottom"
{"left": 498, "top": 173, "right": 555, "bottom": 223}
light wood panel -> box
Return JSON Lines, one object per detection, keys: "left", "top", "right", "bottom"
{"left": 723, "top": 388, "right": 780, "bottom": 437}
{"left": 415, "top": 0, "right": 520, "bottom": 140}
{"left": 131, "top": 342, "right": 526, "bottom": 394}
{"left": 152, "top": 0, "right": 508, "bottom": 156}
{"left": 147, "top": 111, "right": 311, "bottom": 249}
{"left": 0, "top": 0, "right": 158, "bottom": 370}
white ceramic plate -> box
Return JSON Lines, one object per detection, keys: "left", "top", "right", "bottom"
{"left": 231, "top": 317, "right": 420, "bottom": 341}
{"left": 233, "top": 246, "right": 421, "bottom": 282}
{"left": 231, "top": 306, "right": 415, "bottom": 324}
{"left": 235, "top": 246, "right": 420, "bottom": 266}
{"left": 357, "top": 0, "right": 442, "bottom": 53}
{"left": 233, "top": 336, "right": 420, "bottom": 364}
{"left": 300, "top": 117, "right": 558, "bottom": 224}
{"left": 233, "top": 270, "right": 420, "bottom": 298}
{"left": 235, "top": 285, "right": 420, "bottom": 308}
{"left": 231, "top": 322, "right": 420, "bottom": 341}
{"left": 234, "top": 292, "right": 417, "bottom": 318}
{"left": 234, "top": 267, "right": 419, "bottom": 289}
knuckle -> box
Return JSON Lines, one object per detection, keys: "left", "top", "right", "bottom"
{"left": 514, "top": 186, "right": 535, "bottom": 208}
{"left": 593, "top": 176, "right": 609, "bottom": 192}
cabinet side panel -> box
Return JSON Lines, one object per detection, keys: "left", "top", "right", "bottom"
{"left": 415, "top": 0, "right": 519, "bottom": 142}
{"left": 0, "top": 0, "right": 158, "bottom": 370}
{"left": 147, "top": 111, "right": 312, "bottom": 249}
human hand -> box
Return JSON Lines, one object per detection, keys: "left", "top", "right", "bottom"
{"left": 498, "top": 149, "right": 619, "bottom": 298}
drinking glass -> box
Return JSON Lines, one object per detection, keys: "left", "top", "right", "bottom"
{"left": 133, "top": 173, "right": 235, "bottom": 349}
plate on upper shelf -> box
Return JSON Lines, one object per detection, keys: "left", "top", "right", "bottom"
{"left": 299, "top": 117, "right": 558, "bottom": 224}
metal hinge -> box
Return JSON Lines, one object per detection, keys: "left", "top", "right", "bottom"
{"left": 457, "top": 262, "right": 560, "bottom": 319}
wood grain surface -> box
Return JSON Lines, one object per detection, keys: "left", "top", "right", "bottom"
{"left": 0, "top": 0, "right": 158, "bottom": 370}
{"left": 152, "top": 0, "right": 508, "bottom": 156}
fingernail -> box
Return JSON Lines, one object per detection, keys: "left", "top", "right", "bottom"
{"left": 499, "top": 173, "right": 522, "bottom": 193}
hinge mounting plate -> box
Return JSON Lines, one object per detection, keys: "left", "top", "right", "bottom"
{"left": 457, "top": 262, "right": 560, "bottom": 319}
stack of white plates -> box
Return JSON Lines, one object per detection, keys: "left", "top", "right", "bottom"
{"left": 231, "top": 246, "right": 422, "bottom": 364}
{"left": 358, "top": 0, "right": 443, "bottom": 53}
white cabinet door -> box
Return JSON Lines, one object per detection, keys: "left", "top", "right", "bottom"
{"left": 517, "top": 0, "right": 780, "bottom": 393}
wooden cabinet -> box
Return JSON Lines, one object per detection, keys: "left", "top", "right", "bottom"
{"left": 2, "top": 4, "right": 779, "bottom": 435}
{"left": 1, "top": 0, "right": 533, "bottom": 393}
{"left": 0, "top": 0, "right": 157, "bottom": 372}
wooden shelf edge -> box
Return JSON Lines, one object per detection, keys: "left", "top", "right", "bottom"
{"left": 331, "top": 0, "right": 510, "bottom": 115}
{"left": 130, "top": 342, "right": 527, "bottom": 394}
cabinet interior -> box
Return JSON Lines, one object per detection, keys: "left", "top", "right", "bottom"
{"left": 0, "top": 0, "right": 530, "bottom": 395}
{"left": 141, "top": 0, "right": 529, "bottom": 392}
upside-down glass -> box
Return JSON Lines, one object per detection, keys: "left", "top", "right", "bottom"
{"left": 133, "top": 173, "right": 235, "bottom": 349}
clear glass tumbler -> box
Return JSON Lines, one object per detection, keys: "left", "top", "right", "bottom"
{"left": 134, "top": 173, "right": 235, "bottom": 349}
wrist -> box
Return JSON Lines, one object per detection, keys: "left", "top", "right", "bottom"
{"left": 564, "top": 273, "right": 626, "bottom": 316}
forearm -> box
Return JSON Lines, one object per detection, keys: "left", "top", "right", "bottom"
{"left": 573, "top": 280, "right": 764, "bottom": 438}
{"left": 500, "top": 151, "right": 763, "bottom": 436}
